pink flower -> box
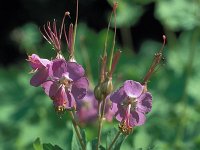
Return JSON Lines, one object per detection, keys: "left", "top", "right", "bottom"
{"left": 76, "top": 91, "right": 117, "bottom": 124}
{"left": 110, "top": 80, "right": 152, "bottom": 131}
{"left": 27, "top": 54, "right": 51, "bottom": 87}
{"left": 41, "top": 59, "right": 89, "bottom": 112}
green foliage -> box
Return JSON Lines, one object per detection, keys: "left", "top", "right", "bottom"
{"left": 107, "top": 0, "right": 144, "bottom": 27}
{"left": 33, "top": 138, "right": 63, "bottom": 150}
{"left": 71, "top": 127, "right": 86, "bottom": 150}
{"left": 43, "top": 144, "right": 63, "bottom": 150}
{"left": 10, "top": 23, "right": 42, "bottom": 53}
{"left": 33, "top": 138, "right": 43, "bottom": 150}
{"left": 155, "top": 0, "right": 200, "bottom": 31}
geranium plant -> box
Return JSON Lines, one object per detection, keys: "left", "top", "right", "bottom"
{"left": 28, "top": 0, "right": 166, "bottom": 150}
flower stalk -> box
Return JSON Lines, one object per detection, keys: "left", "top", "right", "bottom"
{"left": 69, "top": 110, "right": 86, "bottom": 150}
{"left": 107, "top": 131, "right": 121, "bottom": 150}
{"left": 96, "top": 2, "right": 119, "bottom": 150}
{"left": 108, "top": 2, "right": 118, "bottom": 73}
{"left": 96, "top": 96, "right": 106, "bottom": 150}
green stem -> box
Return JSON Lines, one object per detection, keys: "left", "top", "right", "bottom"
{"left": 69, "top": 111, "right": 86, "bottom": 150}
{"left": 108, "top": 9, "right": 117, "bottom": 72}
{"left": 103, "top": 12, "right": 113, "bottom": 57}
{"left": 107, "top": 131, "right": 121, "bottom": 150}
{"left": 96, "top": 97, "right": 106, "bottom": 150}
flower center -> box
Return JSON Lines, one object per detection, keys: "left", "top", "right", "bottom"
{"left": 129, "top": 97, "right": 137, "bottom": 111}
{"left": 119, "top": 104, "right": 133, "bottom": 135}
{"left": 122, "top": 97, "right": 137, "bottom": 111}
{"left": 59, "top": 76, "right": 72, "bottom": 89}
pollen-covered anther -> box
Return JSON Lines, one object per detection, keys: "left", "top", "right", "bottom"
{"left": 118, "top": 121, "right": 133, "bottom": 135}
{"left": 55, "top": 105, "right": 66, "bottom": 113}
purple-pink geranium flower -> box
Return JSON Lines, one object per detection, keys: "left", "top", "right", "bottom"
{"left": 76, "top": 91, "right": 117, "bottom": 124}
{"left": 76, "top": 91, "right": 98, "bottom": 124}
{"left": 41, "top": 58, "right": 89, "bottom": 112}
{"left": 27, "top": 54, "right": 51, "bottom": 87}
{"left": 110, "top": 80, "right": 152, "bottom": 133}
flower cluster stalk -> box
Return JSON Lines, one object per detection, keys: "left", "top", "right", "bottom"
{"left": 96, "top": 2, "right": 118, "bottom": 150}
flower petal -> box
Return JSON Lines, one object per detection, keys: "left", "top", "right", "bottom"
{"left": 137, "top": 92, "right": 152, "bottom": 114}
{"left": 110, "top": 86, "right": 126, "bottom": 103}
{"left": 115, "top": 104, "right": 125, "bottom": 122}
{"left": 105, "top": 100, "right": 118, "bottom": 122}
{"left": 30, "top": 67, "right": 49, "bottom": 87}
{"left": 41, "top": 81, "right": 59, "bottom": 98}
{"left": 124, "top": 80, "right": 143, "bottom": 98}
{"left": 71, "top": 77, "right": 89, "bottom": 100}
{"left": 129, "top": 111, "right": 146, "bottom": 127}
{"left": 76, "top": 92, "right": 98, "bottom": 123}
{"left": 50, "top": 59, "right": 68, "bottom": 78}
{"left": 65, "top": 92, "right": 76, "bottom": 109}
{"left": 28, "top": 54, "right": 50, "bottom": 69}
{"left": 67, "top": 62, "right": 85, "bottom": 81}
{"left": 53, "top": 87, "right": 67, "bottom": 107}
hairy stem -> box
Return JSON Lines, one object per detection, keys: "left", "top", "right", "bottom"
{"left": 96, "top": 97, "right": 106, "bottom": 150}
{"left": 69, "top": 111, "right": 86, "bottom": 150}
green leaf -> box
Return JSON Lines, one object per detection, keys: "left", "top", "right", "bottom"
{"left": 167, "top": 30, "right": 200, "bottom": 101}
{"left": 33, "top": 138, "right": 43, "bottom": 150}
{"left": 155, "top": 0, "right": 200, "bottom": 31}
{"left": 71, "top": 126, "right": 86, "bottom": 150}
{"left": 136, "top": 145, "right": 155, "bottom": 150}
{"left": 91, "top": 138, "right": 98, "bottom": 150}
{"left": 106, "top": 128, "right": 126, "bottom": 150}
{"left": 10, "top": 23, "right": 42, "bottom": 53}
{"left": 43, "top": 143, "right": 63, "bottom": 150}
{"left": 89, "top": 139, "right": 106, "bottom": 150}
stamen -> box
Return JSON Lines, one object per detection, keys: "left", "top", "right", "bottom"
{"left": 59, "top": 76, "right": 72, "bottom": 89}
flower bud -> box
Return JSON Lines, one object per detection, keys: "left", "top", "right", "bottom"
{"left": 94, "top": 83, "right": 104, "bottom": 101}
{"left": 101, "top": 77, "right": 113, "bottom": 96}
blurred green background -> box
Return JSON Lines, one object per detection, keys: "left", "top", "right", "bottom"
{"left": 1, "top": 0, "right": 200, "bottom": 149}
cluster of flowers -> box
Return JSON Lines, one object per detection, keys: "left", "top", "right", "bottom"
{"left": 28, "top": 1, "right": 165, "bottom": 137}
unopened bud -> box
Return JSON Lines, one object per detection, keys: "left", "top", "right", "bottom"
{"left": 101, "top": 77, "right": 113, "bottom": 96}
{"left": 94, "top": 83, "right": 104, "bottom": 101}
